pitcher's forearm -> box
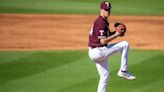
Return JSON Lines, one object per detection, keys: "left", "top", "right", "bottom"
{"left": 100, "top": 33, "right": 120, "bottom": 45}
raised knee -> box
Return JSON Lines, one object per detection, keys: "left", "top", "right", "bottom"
{"left": 121, "top": 41, "right": 129, "bottom": 47}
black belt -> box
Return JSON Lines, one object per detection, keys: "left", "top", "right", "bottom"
{"left": 90, "top": 46, "right": 97, "bottom": 49}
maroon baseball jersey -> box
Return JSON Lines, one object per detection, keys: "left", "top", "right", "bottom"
{"left": 88, "top": 16, "right": 114, "bottom": 48}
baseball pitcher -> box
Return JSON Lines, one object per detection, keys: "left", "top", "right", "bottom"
{"left": 88, "top": 1, "right": 136, "bottom": 92}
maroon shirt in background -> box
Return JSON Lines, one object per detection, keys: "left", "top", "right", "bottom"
{"left": 88, "top": 16, "right": 114, "bottom": 48}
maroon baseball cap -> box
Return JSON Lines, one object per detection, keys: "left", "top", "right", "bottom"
{"left": 100, "top": 1, "right": 111, "bottom": 11}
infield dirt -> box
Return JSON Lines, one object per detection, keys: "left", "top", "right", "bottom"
{"left": 0, "top": 14, "right": 164, "bottom": 50}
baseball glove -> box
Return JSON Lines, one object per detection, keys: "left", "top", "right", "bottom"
{"left": 114, "top": 22, "right": 126, "bottom": 37}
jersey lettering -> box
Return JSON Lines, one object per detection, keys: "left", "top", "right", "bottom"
{"left": 99, "top": 30, "right": 104, "bottom": 36}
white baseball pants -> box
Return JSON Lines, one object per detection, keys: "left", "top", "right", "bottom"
{"left": 88, "top": 41, "right": 129, "bottom": 92}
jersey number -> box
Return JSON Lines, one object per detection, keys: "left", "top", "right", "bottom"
{"left": 89, "top": 27, "right": 93, "bottom": 36}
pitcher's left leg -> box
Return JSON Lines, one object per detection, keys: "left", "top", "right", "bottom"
{"left": 104, "top": 41, "right": 129, "bottom": 71}
{"left": 103, "top": 41, "right": 136, "bottom": 80}
{"left": 120, "top": 41, "right": 129, "bottom": 71}
{"left": 117, "top": 41, "right": 136, "bottom": 80}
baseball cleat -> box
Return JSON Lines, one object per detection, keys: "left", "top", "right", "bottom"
{"left": 117, "top": 70, "right": 136, "bottom": 80}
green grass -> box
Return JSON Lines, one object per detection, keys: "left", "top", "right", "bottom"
{"left": 0, "top": 49, "right": 164, "bottom": 92}
{"left": 0, "top": 0, "right": 164, "bottom": 15}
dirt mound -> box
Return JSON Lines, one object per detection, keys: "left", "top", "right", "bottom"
{"left": 0, "top": 14, "right": 164, "bottom": 50}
